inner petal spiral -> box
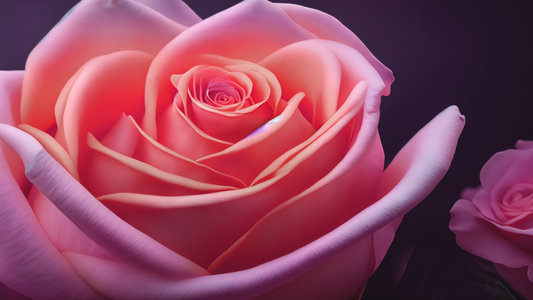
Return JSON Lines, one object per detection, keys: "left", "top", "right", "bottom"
{"left": 205, "top": 77, "right": 244, "bottom": 107}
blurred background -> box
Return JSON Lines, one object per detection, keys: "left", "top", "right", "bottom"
{"left": 1, "top": 0, "right": 532, "bottom": 299}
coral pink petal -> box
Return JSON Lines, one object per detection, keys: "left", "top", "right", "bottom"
{"left": 132, "top": 0, "right": 201, "bottom": 26}
{"left": 143, "top": 0, "right": 316, "bottom": 138}
{"left": 253, "top": 81, "right": 367, "bottom": 185}
{"left": 208, "top": 132, "right": 384, "bottom": 273}
{"left": 197, "top": 93, "right": 314, "bottom": 185}
{"left": 260, "top": 39, "right": 341, "bottom": 128}
{"left": 63, "top": 106, "right": 464, "bottom": 299}
{"left": 128, "top": 116, "right": 245, "bottom": 188}
{"left": 0, "top": 137, "right": 102, "bottom": 299}
{"left": 276, "top": 2, "right": 394, "bottom": 95}
{"left": 0, "top": 71, "right": 27, "bottom": 191}
{"left": 0, "top": 124, "right": 208, "bottom": 278}
{"left": 157, "top": 101, "right": 232, "bottom": 160}
{"left": 84, "top": 133, "right": 238, "bottom": 197}
{"left": 21, "top": 0, "right": 186, "bottom": 131}
{"left": 61, "top": 51, "right": 152, "bottom": 168}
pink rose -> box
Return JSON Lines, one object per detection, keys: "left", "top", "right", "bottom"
{"left": 450, "top": 141, "right": 533, "bottom": 299}
{"left": 0, "top": 0, "right": 464, "bottom": 299}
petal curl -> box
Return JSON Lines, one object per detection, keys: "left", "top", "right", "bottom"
{"left": 0, "top": 71, "right": 27, "bottom": 191}
{"left": 21, "top": 0, "right": 187, "bottom": 131}
{"left": 0, "top": 137, "right": 102, "bottom": 299}
{"left": 197, "top": 92, "right": 315, "bottom": 185}
{"left": 0, "top": 124, "right": 208, "bottom": 278}
{"left": 59, "top": 50, "right": 153, "bottom": 168}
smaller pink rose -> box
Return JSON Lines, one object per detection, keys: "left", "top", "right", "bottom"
{"left": 450, "top": 140, "right": 533, "bottom": 299}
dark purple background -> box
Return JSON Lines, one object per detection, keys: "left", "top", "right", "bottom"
{"left": 1, "top": 0, "right": 532, "bottom": 299}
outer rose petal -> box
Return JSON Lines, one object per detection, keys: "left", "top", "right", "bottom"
{"left": 275, "top": 2, "right": 394, "bottom": 95}
{"left": 132, "top": 0, "right": 201, "bottom": 26}
{"left": 58, "top": 50, "right": 152, "bottom": 169}
{"left": 21, "top": 0, "right": 188, "bottom": 131}
{"left": 61, "top": 107, "right": 464, "bottom": 299}
{"left": 0, "top": 141, "right": 102, "bottom": 299}
{"left": 0, "top": 124, "right": 208, "bottom": 279}
{"left": 0, "top": 71, "right": 27, "bottom": 191}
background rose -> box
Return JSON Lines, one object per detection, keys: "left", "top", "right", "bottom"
{"left": 450, "top": 141, "right": 533, "bottom": 299}
{"left": 0, "top": 0, "right": 464, "bottom": 299}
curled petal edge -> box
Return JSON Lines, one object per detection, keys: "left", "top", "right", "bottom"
{"left": 59, "top": 106, "right": 464, "bottom": 299}
{"left": 0, "top": 124, "right": 208, "bottom": 279}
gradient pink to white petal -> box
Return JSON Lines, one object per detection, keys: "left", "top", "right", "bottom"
{"left": 0, "top": 0, "right": 464, "bottom": 299}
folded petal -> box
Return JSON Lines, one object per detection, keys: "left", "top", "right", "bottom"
{"left": 450, "top": 200, "right": 533, "bottom": 269}
{"left": 85, "top": 132, "right": 239, "bottom": 197}
{"left": 157, "top": 100, "right": 233, "bottom": 159}
{"left": 0, "top": 124, "right": 208, "bottom": 278}
{"left": 21, "top": 0, "right": 186, "bottom": 131}
{"left": 197, "top": 92, "right": 315, "bottom": 185}
{"left": 0, "top": 138, "right": 102, "bottom": 299}
{"left": 59, "top": 50, "right": 153, "bottom": 167}
{"left": 275, "top": 2, "right": 394, "bottom": 95}
{"left": 0, "top": 71, "right": 27, "bottom": 192}
{"left": 259, "top": 39, "right": 341, "bottom": 128}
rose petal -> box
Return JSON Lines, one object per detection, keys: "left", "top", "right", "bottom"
{"left": 128, "top": 115, "right": 245, "bottom": 188}
{"left": 259, "top": 39, "right": 341, "bottom": 128}
{"left": 197, "top": 92, "right": 315, "bottom": 185}
{"left": 63, "top": 106, "right": 464, "bottom": 299}
{"left": 85, "top": 133, "right": 239, "bottom": 197}
{"left": 59, "top": 50, "right": 152, "bottom": 168}
{"left": 276, "top": 2, "right": 394, "bottom": 95}
{"left": 0, "top": 71, "right": 27, "bottom": 192}
{"left": 252, "top": 236, "right": 374, "bottom": 300}
{"left": 208, "top": 132, "right": 384, "bottom": 273}
{"left": 21, "top": 0, "right": 187, "bottom": 131}
{"left": 0, "top": 124, "right": 208, "bottom": 278}
{"left": 0, "top": 143, "right": 102, "bottom": 299}
{"left": 450, "top": 200, "right": 533, "bottom": 272}
{"left": 143, "top": 0, "right": 316, "bottom": 138}
{"left": 157, "top": 99, "right": 233, "bottom": 160}
{"left": 132, "top": 0, "right": 202, "bottom": 26}
{"left": 18, "top": 124, "right": 79, "bottom": 180}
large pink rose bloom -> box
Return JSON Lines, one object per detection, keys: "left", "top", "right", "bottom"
{"left": 0, "top": 0, "right": 464, "bottom": 299}
{"left": 450, "top": 141, "right": 533, "bottom": 300}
